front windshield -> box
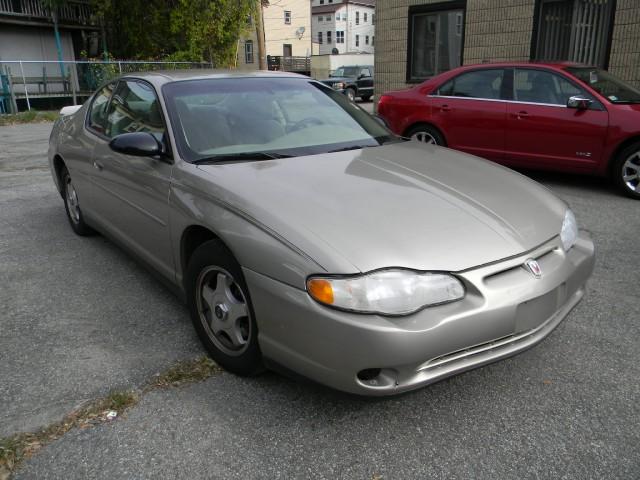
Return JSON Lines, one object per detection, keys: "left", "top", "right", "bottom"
{"left": 566, "top": 67, "right": 640, "bottom": 104}
{"left": 162, "top": 77, "right": 392, "bottom": 162}
{"left": 331, "top": 67, "right": 359, "bottom": 77}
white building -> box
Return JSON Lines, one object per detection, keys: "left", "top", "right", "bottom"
{"left": 311, "top": 0, "right": 375, "bottom": 55}
{"left": 237, "top": 0, "right": 312, "bottom": 71}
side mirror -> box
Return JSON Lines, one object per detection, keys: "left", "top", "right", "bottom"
{"left": 358, "top": 74, "right": 365, "bottom": 79}
{"left": 109, "top": 132, "right": 162, "bottom": 157}
{"left": 567, "top": 95, "right": 592, "bottom": 110}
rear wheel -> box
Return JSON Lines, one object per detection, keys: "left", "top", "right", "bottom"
{"left": 612, "top": 142, "right": 640, "bottom": 199}
{"left": 61, "top": 167, "right": 94, "bottom": 236}
{"left": 186, "top": 240, "right": 263, "bottom": 375}
{"left": 405, "top": 124, "right": 446, "bottom": 146}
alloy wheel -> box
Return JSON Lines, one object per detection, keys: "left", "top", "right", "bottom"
{"left": 195, "top": 266, "right": 252, "bottom": 356}
{"left": 65, "top": 177, "right": 81, "bottom": 224}
{"left": 411, "top": 131, "right": 437, "bottom": 144}
{"left": 346, "top": 89, "right": 355, "bottom": 102}
{"left": 621, "top": 151, "right": 640, "bottom": 193}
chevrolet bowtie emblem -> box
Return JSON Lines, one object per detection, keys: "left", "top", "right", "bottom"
{"left": 524, "top": 259, "right": 542, "bottom": 279}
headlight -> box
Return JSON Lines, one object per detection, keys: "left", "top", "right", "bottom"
{"left": 333, "top": 82, "right": 346, "bottom": 90}
{"left": 560, "top": 209, "right": 578, "bottom": 251}
{"left": 307, "top": 269, "right": 465, "bottom": 316}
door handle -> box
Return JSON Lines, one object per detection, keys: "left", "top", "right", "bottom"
{"left": 440, "top": 104, "right": 451, "bottom": 112}
{"left": 93, "top": 161, "right": 103, "bottom": 171}
{"left": 514, "top": 111, "right": 529, "bottom": 119}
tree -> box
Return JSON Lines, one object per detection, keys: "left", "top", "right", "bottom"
{"left": 90, "top": 0, "right": 257, "bottom": 65}
{"left": 169, "top": 0, "right": 257, "bottom": 66}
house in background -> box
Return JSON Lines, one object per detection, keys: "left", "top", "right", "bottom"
{"left": 0, "top": 0, "right": 99, "bottom": 76}
{"left": 237, "top": 0, "right": 312, "bottom": 72}
{"left": 375, "top": 0, "right": 639, "bottom": 98}
{"left": 0, "top": 0, "right": 100, "bottom": 111}
{"left": 311, "top": 0, "right": 375, "bottom": 54}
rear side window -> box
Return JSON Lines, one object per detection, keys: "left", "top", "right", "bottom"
{"left": 436, "top": 69, "right": 504, "bottom": 100}
{"left": 105, "top": 80, "right": 165, "bottom": 139}
{"left": 87, "top": 82, "right": 116, "bottom": 134}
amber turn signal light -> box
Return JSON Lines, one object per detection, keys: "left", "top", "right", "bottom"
{"left": 307, "top": 278, "right": 334, "bottom": 305}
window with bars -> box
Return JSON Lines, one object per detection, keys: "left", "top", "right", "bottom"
{"left": 318, "top": 31, "right": 323, "bottom": 44}
{"left": 327, "top": 31, "right": 332, "bottom": 44}
{"left": 284, "top": 10, "right": 291, "bottom": 24}
{"left": 336, "top": 31, "right": 344, "bottom": 43}
{"left": 533, "top": 0, "right": 615, "bottom": 68}
{"left": 244, "top": 41, "right": 254, "bottom": 64}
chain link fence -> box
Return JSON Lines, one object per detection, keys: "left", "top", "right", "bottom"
{"left": 0, "top": 60, "right": 214, "bottom": 113}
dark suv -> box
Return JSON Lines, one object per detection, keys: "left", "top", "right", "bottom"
{"left": 320, "top": 65, "right": 374, "bottom": 102}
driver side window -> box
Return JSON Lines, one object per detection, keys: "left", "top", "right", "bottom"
{"left": 88, "top": 82, "right": 116, "bottom": 134}
{"left": 105, "top": 80, "right": 166, "bottom": 140}
{"left": 514, "top": 69, "right": 587, "bottom": 106}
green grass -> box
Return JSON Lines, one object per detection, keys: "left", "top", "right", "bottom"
{"left": 148, "top": 356, "right": 222, "bottom": 389}
{"left": 0, "top": 356, "right": 220, "bottom": 477}
{"left": 0, "top": 110, "right": 59, "bottom": 126}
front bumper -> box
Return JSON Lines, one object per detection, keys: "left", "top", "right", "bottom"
{"left": 244, "top": 232, "right": 595, "bottom": 396}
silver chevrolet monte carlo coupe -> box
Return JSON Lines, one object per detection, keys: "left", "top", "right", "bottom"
{"left": 49, "top": 70, "right": 595, "bottom": 395}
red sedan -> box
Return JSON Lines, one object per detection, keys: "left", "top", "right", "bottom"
{"left": 377, "top": 62, "right": 640, "bottom": 199}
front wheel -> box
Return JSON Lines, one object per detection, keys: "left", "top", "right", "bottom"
{"left": 612, "top": 142, "right": 640, "bottom": 199}
{"left": 405, "top": 124, "right": 446, "bottom": 146}
{"left": 185, "top": 240, "right": 263, "bottom": 375}
{"left": 345, "top": 88, "right": 356, "bottom": 102}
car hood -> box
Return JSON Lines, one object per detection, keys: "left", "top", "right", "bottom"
{"left": 197, "top": 142, "right": 567, "bottom": 273}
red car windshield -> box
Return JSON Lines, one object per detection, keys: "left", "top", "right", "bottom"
{"left": 566, "top": 67, "right": 640, "bottom": 104}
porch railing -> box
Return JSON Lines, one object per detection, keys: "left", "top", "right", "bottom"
{"left": 0, "top": 60, "right": 214, "bottom": 113}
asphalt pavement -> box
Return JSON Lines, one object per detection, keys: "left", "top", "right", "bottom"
{"left": 2, "top": 122, "right": 639, "bottom": 479}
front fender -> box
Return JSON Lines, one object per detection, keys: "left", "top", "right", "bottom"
{"left": 169, "top": 176, "right": 327, "bottom": 292}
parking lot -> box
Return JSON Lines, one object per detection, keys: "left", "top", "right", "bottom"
{"left": 1, "top": 122, "right": 638, "bottom": 479}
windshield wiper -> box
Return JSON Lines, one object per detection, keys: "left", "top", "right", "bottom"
{"left": 192, "top": 152, "right": 292, "bottom": 164}
{"left": 328, "top": 145, "right": 375, "bottom": 153}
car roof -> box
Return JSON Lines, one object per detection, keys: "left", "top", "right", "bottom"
{"left": 120, "top": 69, "right": 308, "bottom": 84}
{"left": 453, "top": 61, "right": 595, "bottom": 71}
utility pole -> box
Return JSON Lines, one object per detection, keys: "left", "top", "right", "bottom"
{"left": 256, "top": 1, "right": 267, "bottom": 70}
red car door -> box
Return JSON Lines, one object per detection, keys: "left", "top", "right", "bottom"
{"left": 430, "top": 68, "right": 507, "bottom": 162}
{"left": 504, "top": 68, "right": 609, "bottom": 171}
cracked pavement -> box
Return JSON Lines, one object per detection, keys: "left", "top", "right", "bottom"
{"left": 1, "top": 122, "right": 639, "bottom": 479}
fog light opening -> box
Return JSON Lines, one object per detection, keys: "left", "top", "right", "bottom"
{"left": 357, "top": 368, "right": 381, "bottom": 382}
{"left": 356, "top": 368, "right": 398, "bottom": 388}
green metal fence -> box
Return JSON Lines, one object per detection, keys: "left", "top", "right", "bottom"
{"left": 0, "top": 60, "right": 214, "bottom": 113}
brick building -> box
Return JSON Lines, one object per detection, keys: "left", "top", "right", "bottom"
{"left": 374, "top": 0, "right": 639, "bottom": 98}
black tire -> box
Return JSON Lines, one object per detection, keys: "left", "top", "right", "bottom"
{"left": 185, "top": 240, "right": 263, "bottom": 375}
{"left": 345, "top": 88, "right": 356, "bottom": 102}
{"left": 611, "top": 141, "right": 640, "bottom": 199}
{"left": 61, "top": 166, "right": 95, "bottom": 236}
{"left": 405, "top": 124, "right": 446, "bottom": 146}
{"left": 361, "top": 95, "right": 372, "bottom": 102}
